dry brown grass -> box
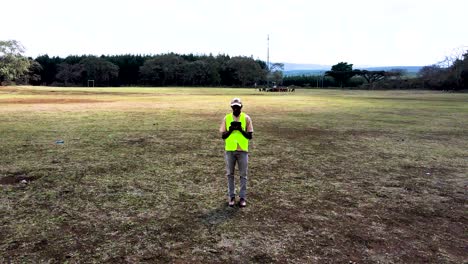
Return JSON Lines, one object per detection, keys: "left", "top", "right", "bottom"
{"left": 0, "top": 86, "right": 467, "bottom": 263}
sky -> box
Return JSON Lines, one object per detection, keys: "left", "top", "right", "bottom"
{"left": 1, "top": 0, "right": 467, "bottom": 67}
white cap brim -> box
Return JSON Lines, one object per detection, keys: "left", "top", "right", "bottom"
{"left": 231, "top": 103, "right": 242, "bottom": 106}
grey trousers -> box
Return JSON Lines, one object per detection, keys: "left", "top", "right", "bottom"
{"left": 224, "top": 151, "right": 248, "bottom": 199}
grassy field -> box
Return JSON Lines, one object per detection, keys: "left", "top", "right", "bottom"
{"left": 0, "top": 86, "right": 467, "bottom": 263}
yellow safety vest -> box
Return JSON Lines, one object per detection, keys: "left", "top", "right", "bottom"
{"left": 225, "top": 112, "right": 249, "bottom": 151}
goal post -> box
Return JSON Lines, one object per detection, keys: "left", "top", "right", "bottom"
{"left": 87, "top": 80, "right": 95, "bottom": 87}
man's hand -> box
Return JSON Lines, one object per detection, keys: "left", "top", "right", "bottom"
{"left": 223, "top": 128, "right": 252, "bottom": 140}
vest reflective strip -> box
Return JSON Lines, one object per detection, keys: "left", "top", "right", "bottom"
{"left": 225, "top": 113, "right": 249, "bottom": 151}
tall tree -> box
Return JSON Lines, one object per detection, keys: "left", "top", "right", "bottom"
{"left": 181, "top": 60, "right": 213, "bottom": 86}
{"left": 268, "top": 62, "right": 284, "bottom": 85}
{"left": 225, "top": 57, "right": 266, "bottom": 87}
{"left": 355, "top": 70, "right": 386, "bottom": 88}
{"left": 35, "top": 55, "right": 63, "bottom": 85}
{"left": 0, "top": 40, "right": 31, "bottom": 85}
{"left": 56, "top": 62, "right": 83, "bottom": 86}
{"left": 139, "top": 54, "right": 185, "bottom": 86}
{"left": 450, "top": 51, "right": 468, "bottom": 90}
{"left": 460, "top": 52, "right": 468, "bottom": 89}
{"left": 418, "top": 65, "right": 448, "bottom": 89}
{"left": 203, "top": 55, "right": 221, "bottom": 86}
{"left": 16, "top": 59, "right": 43, "bottom": 85}
{"left": 106, "top": 54, "right": 148, "bottom": 86}
{"left": 80, "top": 57, "right": 119, "bottom": 86}
{"left": 325, "top": 62, "right": 356, "bottom": 88}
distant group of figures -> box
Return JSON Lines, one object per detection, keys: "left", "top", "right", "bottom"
{"left": 257, "top": 87, "right": 295, "bottom": 92}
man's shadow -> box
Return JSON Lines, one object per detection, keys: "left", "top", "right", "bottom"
{"left": 199, "top": 202, "right": 240, "bottom": 227}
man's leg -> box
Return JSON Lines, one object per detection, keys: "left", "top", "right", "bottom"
{"left": 238, "top": 151, "right": 249, "bottom": 200}
{"left": 225, "top": 151, "right": 236, "bottom": 199}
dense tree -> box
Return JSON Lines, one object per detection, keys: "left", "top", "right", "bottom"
{"left": 0, "top": 40, "right": 31, "bottom": 85}
{"left": 216, "top": 54, "right": 234, "bottom": 86}
{"left": 268, "top": 63, "right": 284, "bottom": 85}
{"left": 225, "top": 57, "right": 266, "bottom": 86}
{"left": 106, "top": 54, "right": 148, "bottom": 86}
{"left": 418, "top": 65, "right": 450, "bottom": 89}
{"left": 55, "top": 63, "right": 83, "bottom": 86}
{"left": 355, "top": 70, "right": 386, "bottom": 88}
{"left": 16, "top": 59, "right": 43, "bottom": 85}
{"left": 450, "top": 53, "right": 468, "bottom": 89}
{"left": 182, "top": 60, "right": 212, "bottom": 86}
{"left": 80, "top": 57, "right": 119, "bottom": 86}
{"left": 139, "top": 54, "right": 185, "bottom": 86}
{"left": 419, "top": 65, "right": 442, "bottom": 80}
{"left": 202, "top": 55, "right": 221, "bottom": 86}
{"left": 325, "top": 62, "right": 356, "bottom": 88}
{"left": 35, "top": 55, "right": 63, "bottom": 85}
{"left": 460, "top": 55, "right": 468, "bottom": 88}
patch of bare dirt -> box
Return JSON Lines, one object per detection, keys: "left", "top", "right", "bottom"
{"left": 0, "top": 98, "right": 108, "bottom": 104}
{"left": 121, "top": 137, "right": 148, "bottom": 145}
{"left": 0, "top": 172, "right": 40, "bottom": 185}
{"left": 262, "top": 125, "right": 324, "bottom": 140}
{"left": 0, "top": 87, "right": 22, "bottom": 93}
{"left": 0, "top": 87, "right": 167, "bottom": 97}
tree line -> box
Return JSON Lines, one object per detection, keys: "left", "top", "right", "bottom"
{"left": 284, "top": 53, "right": 468, "bottom": 91}
{"left": 1, "top": 40, "right": 466, "bottom": 90}
{"left": 1, "top": 40, "right": 278, "bottom": 87}
{"left": 34, "top": 53, "right": 271, "bottom": 87}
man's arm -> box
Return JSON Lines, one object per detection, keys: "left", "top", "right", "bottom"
{"left": 243, "top": 115, "right": 253, "bottom": 139}
{"left": 239, "top": 128, "right": 253, "bottom": 140}
{"left": 220, "top": 117, "right": 228, "bottom": 139}
{"left": 221, "top": 125, "right": 234, "bottom": 139}
{"left": 222, "top": 131, "right": 232, "bottom": 139}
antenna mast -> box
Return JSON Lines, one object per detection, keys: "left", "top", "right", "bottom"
{"left": 267, "top": 34, "right": 270, "bottom": 71}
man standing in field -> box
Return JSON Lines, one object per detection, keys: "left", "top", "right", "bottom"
{"left": 220, "top": 98, "right": 253, "bottom": 207}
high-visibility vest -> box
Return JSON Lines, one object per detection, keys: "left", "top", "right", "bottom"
{"left": 225, "top": 112, "right": 249, "bottom": 151}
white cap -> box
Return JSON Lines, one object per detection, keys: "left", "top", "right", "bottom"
{"left": 230, "top": 97, "right": 242, "bottom": 106}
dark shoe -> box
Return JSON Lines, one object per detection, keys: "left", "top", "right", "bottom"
{"left": 239, "top": 198, "right": 247, "bottom": 208}
{"left": 228, "top": 197, "right": 235, "bottom": 207}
